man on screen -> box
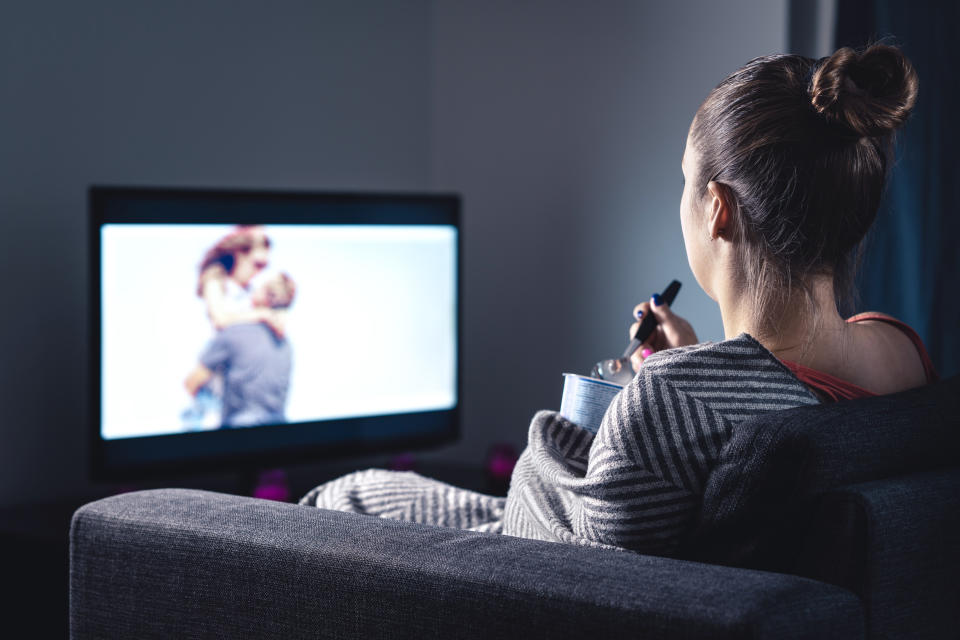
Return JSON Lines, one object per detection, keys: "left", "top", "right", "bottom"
{"left": 184, "top": 272, "right": 297, "bottom": 428}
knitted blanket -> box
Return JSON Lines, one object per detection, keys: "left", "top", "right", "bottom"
{"left": 299, "top": 334, "right": 820, "bottom": 554}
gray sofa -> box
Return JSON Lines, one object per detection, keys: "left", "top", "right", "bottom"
{"left": 70, "top": 376, "right": 960, "bottom": 639}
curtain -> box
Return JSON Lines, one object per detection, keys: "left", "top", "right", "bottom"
{"left": 834, "top": 0, "right": 960, "bottom": 378}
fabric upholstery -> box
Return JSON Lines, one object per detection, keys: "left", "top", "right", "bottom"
{"left": 301, "top": 334, "right": 821, "bottom": 557}
{"left": 794, "top": 470, "right": 960, "bottom": 639}
{"left": 683, "top": 375, "right": 960, "bottom": 571}
{"left": 70, "top": 489, "right": 863, "bottom": 640}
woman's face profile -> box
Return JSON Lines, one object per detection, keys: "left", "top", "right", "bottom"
{"left": 231, "top": 226, "right": 271, "bottom": 287}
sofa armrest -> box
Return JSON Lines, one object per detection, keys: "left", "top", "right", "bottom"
{"left": 70, "top": 489, "right": 862, "bottom": 639}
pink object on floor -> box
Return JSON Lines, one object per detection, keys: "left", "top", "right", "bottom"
{"left": 486, "top": 444, "right": 518, "bottom": 480}
{"left": 389, "top": 453, "right": 417, "bottom": 471}
{"left": 252, "top": 469, "right": 291, "bottom": 502}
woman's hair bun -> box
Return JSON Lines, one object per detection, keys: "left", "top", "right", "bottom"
{"left": 810, "top": 44, "right": 918, "bottom": 137}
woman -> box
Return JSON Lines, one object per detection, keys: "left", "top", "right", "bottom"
{"left": 629, "top": 43, "right": 933, "bottom": 400}
{"left": 196, "top": 225, "right": 285, "bottom": 337}
{"left": 301, "top": 44, "right": 937, "bottom": 555}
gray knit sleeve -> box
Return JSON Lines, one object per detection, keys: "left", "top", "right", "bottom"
{"left": 570, "top": 362, "right": 724, "bottom": 554}
{"left": 503, "top": 336, "right": 818, "bottom": 555}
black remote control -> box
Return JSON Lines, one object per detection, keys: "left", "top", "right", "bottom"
{"left": 621, "top": 280, "right": 682, "bottom": 358}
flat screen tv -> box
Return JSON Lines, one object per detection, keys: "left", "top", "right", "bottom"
{"left": 90, "top": 186, "right": 460, "bottom": 481}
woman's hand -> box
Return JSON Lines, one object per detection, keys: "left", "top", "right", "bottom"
{"left": 629, "top": 294, "right": 698, "bottom": 372}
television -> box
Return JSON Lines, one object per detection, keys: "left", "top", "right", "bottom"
{"left": 90, "top": 186, "right": 460, "bottom": 481}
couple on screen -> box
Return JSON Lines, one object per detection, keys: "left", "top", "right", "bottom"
{"left": 182, "top": 225, "right": 296, "bottom": 430}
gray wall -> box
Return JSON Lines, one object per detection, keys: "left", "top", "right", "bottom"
{"left": 0, "top": 1, "right": 433, "bottom": 506}
{"left": 423, "top": 0, "right": 787, "bottom": 466}
{"left": 0, "top": 0, "right": 787, "bottom": 506}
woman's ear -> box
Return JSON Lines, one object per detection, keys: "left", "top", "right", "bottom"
{"left": 705, "top": 181, "right": 734, "bottom": 241}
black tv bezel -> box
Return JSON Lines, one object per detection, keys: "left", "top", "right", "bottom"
{"left": 89, "top": 185, "right": 462, "bottom": 482}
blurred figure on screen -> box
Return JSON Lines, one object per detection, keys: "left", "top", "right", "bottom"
{"left": 195, "top": 225, "right": 286, "bottom": 337}
{"left": 184, "top": 272, "right": 297, "bottom": 428}
{"left": 181, "top": 225, "right": 286, "bottom": 430}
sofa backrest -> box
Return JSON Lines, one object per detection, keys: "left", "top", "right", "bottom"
{"left": 793, "top": 468, "right": 960, "bottom": 638}
{"left": 679, "top": 374, "right": 960, "bottom": 577}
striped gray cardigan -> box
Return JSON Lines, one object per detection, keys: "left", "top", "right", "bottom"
{"left": 300, "top": 334, "right": 820, "bottom": 554}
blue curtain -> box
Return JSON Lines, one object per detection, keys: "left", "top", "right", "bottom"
{"left": 837, "top": 1, "right": 960, "bottom": 378}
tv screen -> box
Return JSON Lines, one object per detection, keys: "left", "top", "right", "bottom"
{"left": 90, "top": 187, "right": 460, "bottom": 480}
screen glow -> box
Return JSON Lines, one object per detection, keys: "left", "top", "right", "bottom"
{"left": 100, "top": 224, "right": 457, "bottom": 439}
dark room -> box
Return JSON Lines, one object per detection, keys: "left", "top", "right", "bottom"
{"left": 1, "top": 1, "right": 957, "bottom": 637}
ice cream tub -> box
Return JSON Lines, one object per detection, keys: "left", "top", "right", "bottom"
{"left": 559, "top": 373, "right": 624, "bottom": 433}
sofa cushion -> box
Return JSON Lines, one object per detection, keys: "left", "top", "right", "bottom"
{"left": 679, "top": 374, "right": 960, "bottom": 572}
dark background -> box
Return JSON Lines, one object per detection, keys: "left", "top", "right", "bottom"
{"left": 0, "top": 0, "right": 954, "bottom": 511}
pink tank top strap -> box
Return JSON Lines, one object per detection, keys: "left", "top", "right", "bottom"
{"left": 779, "top": 312, "right": 940, "bottom": 403}
{"left": 779, "top": 359, "right": 877, "bottom": 402}
{"left": 846, "top": 312, "right": 940, "bottom": 383}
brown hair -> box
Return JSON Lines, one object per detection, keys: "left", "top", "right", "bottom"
{"left": 690, "top": 43, "right": 918, "bottom": 338}
{"left": 196, "top": 226, "right": 271, "bottom": 296}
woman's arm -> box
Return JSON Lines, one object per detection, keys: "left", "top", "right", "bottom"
{"left": 201, "top": 277, "right": 286, "bottom": 337}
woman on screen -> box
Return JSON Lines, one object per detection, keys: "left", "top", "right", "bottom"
{"left": 195, "top": 225, "right": 285, "bottom": 337}
{"left": 300, "top": 44, "right": 938, "bottom": 555}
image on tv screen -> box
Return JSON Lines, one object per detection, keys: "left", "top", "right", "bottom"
{"left": 100, "top": 223, "right": 457, "bottom": 440}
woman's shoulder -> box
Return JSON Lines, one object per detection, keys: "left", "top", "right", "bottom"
{"left": 198, "top": 263, "right": 229, "bottom": 297}
{"left": 630, "top": 334, "right": 820, "bottom": 408}
{"left": 642, "top": 334, "right": 815, "bottom": 385}
{"left": 846, "top": 311, "right": 922, "bottom": 342}
{"left": 845, "top": 311, "right": 934, "bottom": 389}
{"left": 643, "top": 333, "right": 775, "bottom": 365}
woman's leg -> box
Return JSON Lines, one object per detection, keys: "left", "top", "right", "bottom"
{"left": 299, "top": 469, "right": 505, "bottom": 532}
